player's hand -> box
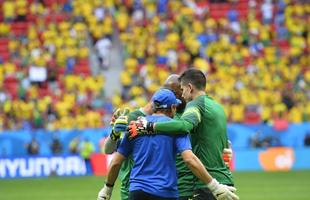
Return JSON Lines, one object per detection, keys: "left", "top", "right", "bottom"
{"left": 207, "top": 179, "right": 239, "bottom": 200}
{"left": 110, "top": 115, "right": 128, "bottom": 141}
{"left": 127, "top": 117, "right": 154, "bottom": 139}
{"left": 222, "top": 148, "right": 233, "bottom": 167}
{"left": 110, "top": 108, "right": 130, "bottom": 126}
{"left": 97, "top": 184, "right": 113, "bottom": 200}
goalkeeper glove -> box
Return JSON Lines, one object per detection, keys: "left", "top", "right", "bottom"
{"left": 207, "top": 179, "right": 239, "bottom": 200}
{"left": 223, "top": 140, "right": 233, "bottom": 167}
{"left": 127, "top": 116, "right": 154, "bottom": 139}
{"left": 222, "top": 148, "right": 233, "bottom": 167}
{"left": 97, "top": 183, "right": 114, "bottom": 200}
{"left": 110, "top": 115, "right": 128, "bottom": 141}
{"left": 109, "top": 108, "right": 130, "bottom": 126}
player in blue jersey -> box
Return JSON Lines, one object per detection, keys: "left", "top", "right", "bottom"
{"left": 97, "top": 89, "right": 237, "bottom": 200}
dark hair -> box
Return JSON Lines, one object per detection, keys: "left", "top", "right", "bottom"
{"left": 179, "top": 68, "right": 206, "bottom": 90}
{"left": 152, "top": 104, "right": 174, "bottom": 117}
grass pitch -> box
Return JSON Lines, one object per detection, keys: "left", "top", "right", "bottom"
{"left": 0, "top": 171, "right": 309, "bottom": 200}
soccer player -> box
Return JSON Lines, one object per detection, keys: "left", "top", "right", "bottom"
{"left": 103, "top": 104, "right": 152, "bottom": 200}
{"left": 98, "top": 88, "right": 238, "bottom": 200}
{"left": 102, "top": 74, "right": 233, "bottom": 200}
{"left": 128, "top": 69, "right": 236, "bottom": 200}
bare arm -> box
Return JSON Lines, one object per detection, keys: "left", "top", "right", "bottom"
{"left": 181, "top": 150, "right": 240, "bottom": 200}
{"left": 181, "top": 150, "right": 212, "bottom": 185}
{"left": 103, "top": 136, "right": 118, "bottom": 154}
{"left": 106, "top": 152, "right": 126, "bottom": 185}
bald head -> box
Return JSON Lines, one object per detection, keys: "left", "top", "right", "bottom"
{"left": 163, "top": 74, "right": 186, "bottom": 112}
{"left": 164, "top": 74, "right": 179, "bottom": 86}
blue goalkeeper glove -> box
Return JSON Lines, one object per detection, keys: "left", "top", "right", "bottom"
{"left": 110, "top": 115, "right": 128, "bottom": 141}
{"left": 109, "top": 108, "right": 130, "bottom": 141}
{"left": 110, "top": 108, "right": 130, "bottom": 126}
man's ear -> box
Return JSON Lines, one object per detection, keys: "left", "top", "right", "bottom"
{"left": 188, "top": 83, "right": 194, "bottom": 94}
{"left": 170, "top": 105, "right": 177, "bottom": 113}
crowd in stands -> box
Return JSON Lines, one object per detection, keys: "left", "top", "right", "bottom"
{"left": 0, "top": 0, "right": 309, "bottom": 131}
{"left": 114, "top": 0, "right": 310, "bottom": 125}
{"left": 0, "top": 0, "right": 114, "bottom": 131}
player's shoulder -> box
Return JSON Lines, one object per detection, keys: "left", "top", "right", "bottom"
{"left": 186, "top": 95, "right": 205, "bottom": 108}
{"left": 146, "top": 115, "right": 172, "bottom": 123}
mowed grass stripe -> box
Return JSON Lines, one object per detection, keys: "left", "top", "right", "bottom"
{"left": 233, "top": 171, "right": 310, "bottom": 200}
{"left": 0, "top": 171, "right": 309, "bottom": 200}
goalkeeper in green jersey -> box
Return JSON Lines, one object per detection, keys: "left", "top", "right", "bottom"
{"left": 128, "top": 69, "right": 237, "bottom": 200}
{"left": 103, "top": 74, "right": 233, "bottom": 200}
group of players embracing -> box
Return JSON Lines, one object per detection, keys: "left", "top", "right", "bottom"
{"left": 97, "top": 69, "right": 240, "bottom": 200}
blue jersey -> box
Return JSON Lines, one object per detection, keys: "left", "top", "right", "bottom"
{"left": 117, "top": 115, "right": 192, "bottom": 198}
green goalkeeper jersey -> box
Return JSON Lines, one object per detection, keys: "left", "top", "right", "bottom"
{"left": 119, "top": 109, "right": 145, "bottom": 200}
{"left": 155, "top": 95, "right": 234, "bottom": 188}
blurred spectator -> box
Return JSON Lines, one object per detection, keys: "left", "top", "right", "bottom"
{"left": 25, "top": 137, "right": 39, "bottom": 155}
{"left": 282, "top": 90, "right": 295, "bottom": 111}
{"left": 250, "top": 131, "right": 263, "bottom": 148}
{"left": 79, "top": 138, "right": 95, "bottom": 174}
{"left": 15, "top": 0, "right": 27, "bottom": 21}
{"left": 304, "top": 133, "right": 310, "bottom": 147}
{"left": 261, "top": 0, "right": 273, "bottom": 24}
{"left": 2, "top": 0, "right": 15, "bottom": 22}
{"left": 69, "top": 136, "right": 80, "bottom": 154}
{"left": 51, "top": 136, "right": 63, "bottom": 155}
{"left": 250, "top": 131, "right": 277, "bottom": 148}
{"left": 95, "top": 36, "right": 112, "bottom": 70}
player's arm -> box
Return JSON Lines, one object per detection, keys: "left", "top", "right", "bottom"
{"left": 103, "top": 137, "right": 118, "bottom": 154}
{"left": 106, "top": 152, "right": 126, "bottom": 185}
{"left": 103, "top": 117, "right": 127, "bottom": 154}
{"left": 128, "top": 104, "right": 200, "bottom": 138}
{"left": 97, "top": 152, "right": 125, "bottom": 200}
{"left": 176, "top": 135, "right": 239, "bottom": 200}
{"left": 181, "top": 150, "right": 238, "bottom": 200}
{"left": 155, "top": 105, "right": 201, "bottom": 133}
{"left": 98, "top": 136, "right": 132, "bottom": 200}
{"left": 181, "top": 150, "right": 212, "bottom": 184}
{"left": 175, "top": 135, "right": 212, "bottom": 184}
{"left": 102, "top": 108, "right": 130, "bottom": 154}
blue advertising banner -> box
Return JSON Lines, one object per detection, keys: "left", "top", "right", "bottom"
{"left": 0, "top": 155, "right": 87, "bottom": 179}
{"left": 233, "top": 147, "right": 310, "bottom": 171}
{"left": 0, "top": 128, "right": 111, "bottom": 157}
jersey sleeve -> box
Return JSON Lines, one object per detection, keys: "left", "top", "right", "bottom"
{"left": 117, "top": 136, "right": 132, "bottom": 157}
{"left": 154, "top": 119, "right": 193, "bottom": 134}
{"left": 175, "top": 134, "right": 192, "bottom": 154}
{"left": 181, "top": 101, "right": 201, "bottom": 128}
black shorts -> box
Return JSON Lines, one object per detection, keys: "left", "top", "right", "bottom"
{"left": 192, "top": 188, "right": 216, "bottom": 200}
{"left": 129, "top": 190, "right": 177, "bottom": 200}
{"left": 178, "top": 196, "right": 193, "bottom": 200}
{"left": 193, "top": 184, "right": 235, "bottom": 200}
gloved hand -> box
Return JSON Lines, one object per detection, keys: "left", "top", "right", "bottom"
{"left": 110, "top": 115, "right": 128, "bottom": 141}
{"left": 207, "top": 179, "right": 239, "bottom": 200}
{"left": 223, "top": 140, "right": 233, "bottom": 167}
{"left": 109, "top": 108, "right": 130, "bottom": 141}
{"left": 127, "top": 116, "right": 154, "bottom": 139}
{"left": 222, "top": 148, "right": 233, "bottom": 167}
{"left": 97, "top": 183, "right": 113, "bottom": 200}
{"left": 109, "top": 108, "right": 130, "bottom": 126}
